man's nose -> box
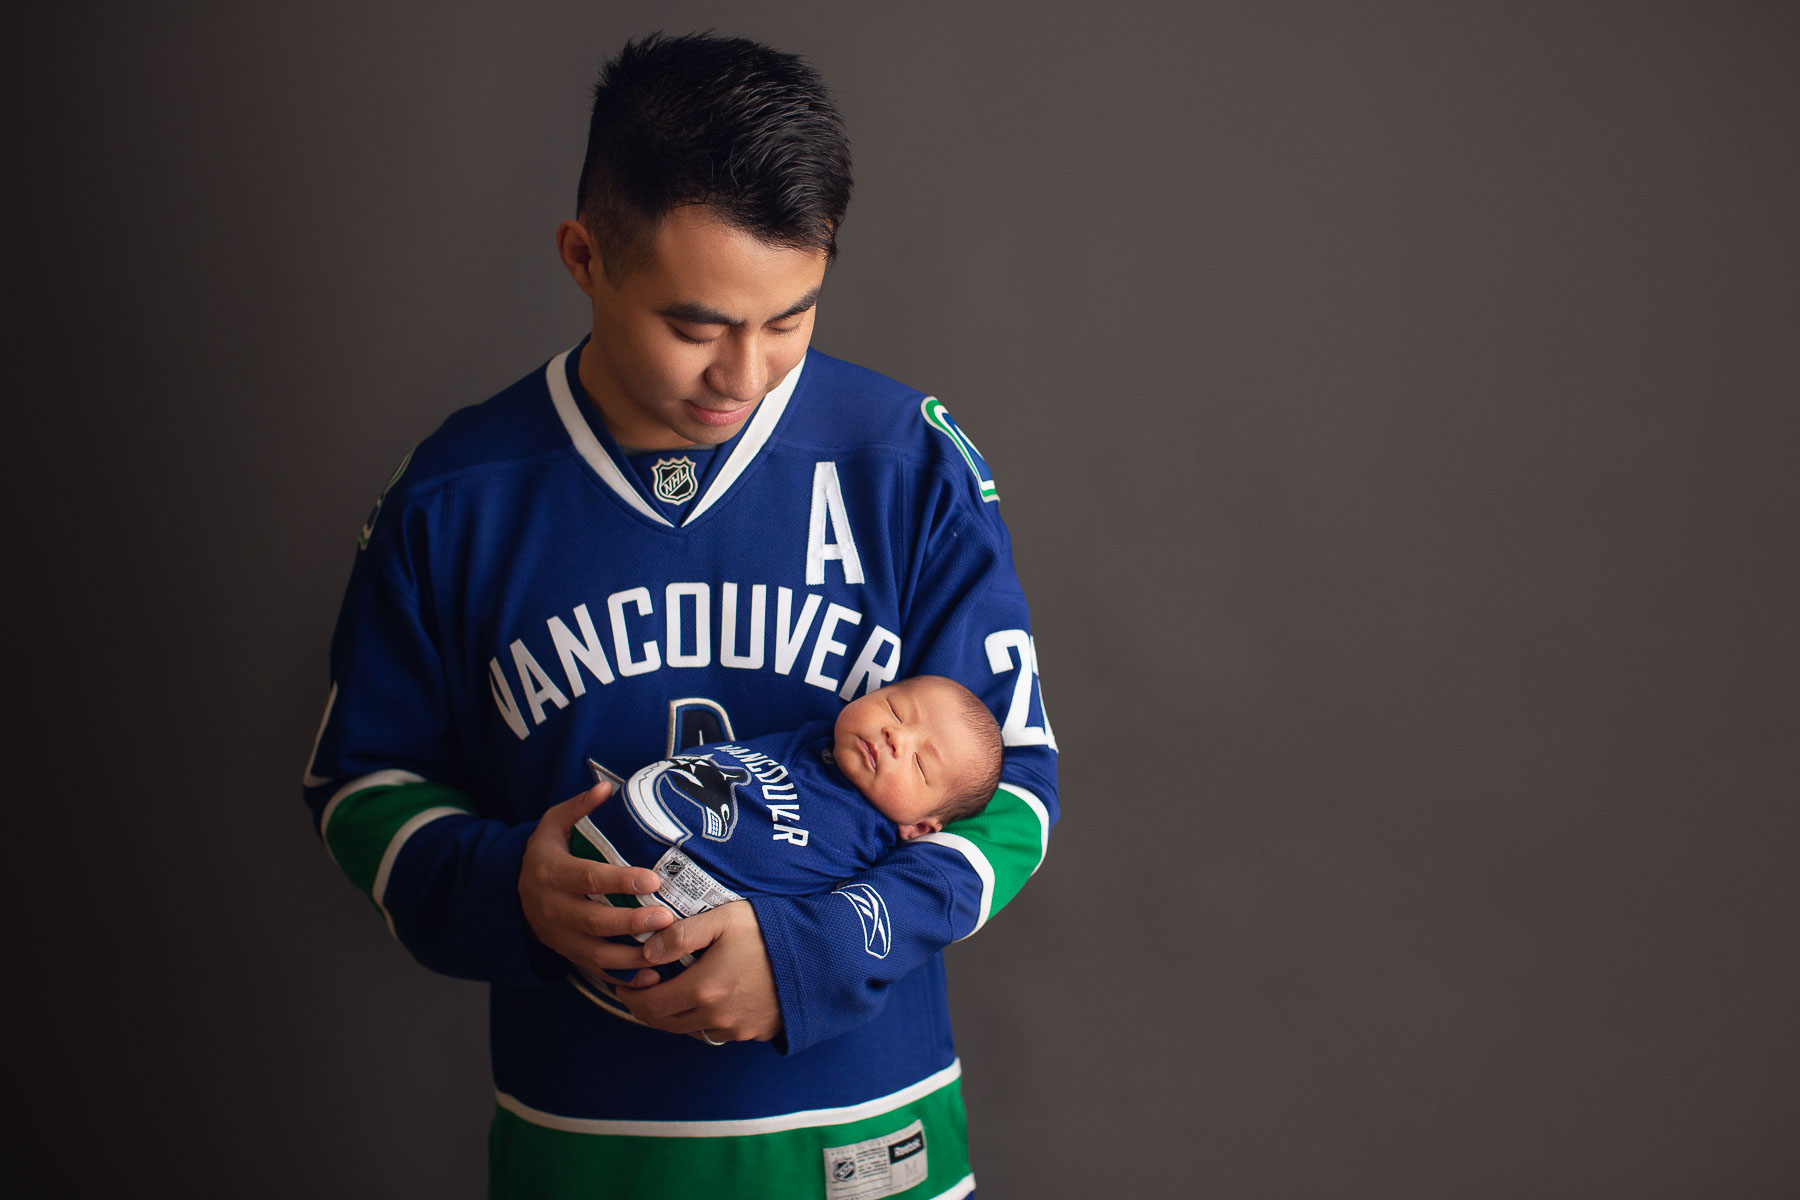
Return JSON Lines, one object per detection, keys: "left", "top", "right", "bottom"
{"left": 706, "top": 333, "right": 769, "bottom": 403}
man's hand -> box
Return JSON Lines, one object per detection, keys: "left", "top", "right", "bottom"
{"left": 519, "top": 783, "right": 675, "bottom": 986}
{"left": 617, "top": 901, "right": 782, "bottom": 1044}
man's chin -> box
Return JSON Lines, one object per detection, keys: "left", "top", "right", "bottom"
{"left": 683, "top": 399, "right": 758, "bottom": 441}
{"left": 686, "top": 424, "right": 748, "bottom": 447}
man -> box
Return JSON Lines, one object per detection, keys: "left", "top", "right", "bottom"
{"left": 304, "top": 33, "right": 1056, "bottom": 1199}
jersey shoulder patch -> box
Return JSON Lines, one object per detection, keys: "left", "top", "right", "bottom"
{"left": 776, "top": 350, "right": 1001, "bottom": 503}
{"left": 920, "top": 397, "right": 998, "bottom": 503}
{"left": 358, "top": 447, "right": 414, "bottom": 549}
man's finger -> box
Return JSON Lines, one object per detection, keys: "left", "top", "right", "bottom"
{"left": 641, "top": 906, "right": 723, "bottom": 965}
{"left": 617, "top": 983, "right": 708, "bottom": 1032}
{"left": 556, "top": 895, "right": 675, "bottom": 940}
{"left": 624, "top": 901, "right": 781, "bottom": 1041}
{"left": 555, "top": 856, "right": 667, "bottom": 901}
{"left": 539, "top": 781, "right": 613, "bottom": 835}
{"left": 612, "top": 968, "right": 662, "bottom": 990}
{"left": 571, "top": 939, "right": 669, "bottom": 978}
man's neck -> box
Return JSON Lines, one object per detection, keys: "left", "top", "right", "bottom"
{"left": 574, "top": 338, "right": 707, "bottom": 453}
{"left": 615, "top": 439, "right": 707, "bottom": 456}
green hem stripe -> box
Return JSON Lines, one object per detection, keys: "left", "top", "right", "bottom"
{"left": 490, "top": 1075, "right": 969, "bottom": 1200}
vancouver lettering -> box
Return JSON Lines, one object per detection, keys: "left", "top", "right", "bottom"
{"left": 488, "top": 582, "right": 901, "bottom": 741}
{"left": 715, "top": 745, "right": 811, "bottom": 846}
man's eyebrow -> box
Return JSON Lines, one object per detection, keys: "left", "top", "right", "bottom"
{"left": 657, "top": 285, "right": 823, "bottom": 328}
{"left": 770, "top": 286, "right": 824, "bottom": 322}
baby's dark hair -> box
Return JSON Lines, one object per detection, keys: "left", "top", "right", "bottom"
{"left": 926, "top": 677, "right": 1004, "bottom": 826}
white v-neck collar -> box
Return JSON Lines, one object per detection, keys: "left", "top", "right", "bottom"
{"left": 545, "top": 346, "right": 804, "bottom": 528}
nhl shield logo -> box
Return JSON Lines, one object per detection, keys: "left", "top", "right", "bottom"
{"left": 651, "top": 456, "right": 699, "bottom": 504}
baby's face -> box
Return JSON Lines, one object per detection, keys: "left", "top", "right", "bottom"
{"left": 833, "top": 677, "right": 978, "bottom": 837}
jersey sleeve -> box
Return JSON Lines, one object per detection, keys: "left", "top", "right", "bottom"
{"left": 302, "top": 493, "right": 560, "bottom": 987}
{"left": 752, "top": 462, "right": 1059, "bottom": 1054}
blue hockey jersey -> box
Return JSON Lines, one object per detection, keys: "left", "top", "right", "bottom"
{"left": 304, "top": 345, "right": 1057, "bottom": 1198}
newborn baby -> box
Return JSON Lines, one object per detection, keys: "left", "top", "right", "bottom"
{"left": 567, "top": 675, "right": 1003, "bottom": 1014}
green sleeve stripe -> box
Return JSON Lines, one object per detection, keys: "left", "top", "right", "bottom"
{"left": 320, "top": 774, "right": 473, "bottom": 917}
{"left": 318, "top": 768, "right": 424, "bottom": 857}
{"left": 919, "top": 783, "right": 1050, "bottom": 935}
{"left": 491, "top": 1062, "right": 970, "bottom": 1200}
{"left": 993, "top": 783, "right": 1052, "bottom": 874}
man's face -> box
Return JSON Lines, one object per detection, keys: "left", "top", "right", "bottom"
{"left": 577, "top": 205, "right": 829, "bottom": 450}
{"left": 833, "top": 678, "right": 982, "bottom": 837}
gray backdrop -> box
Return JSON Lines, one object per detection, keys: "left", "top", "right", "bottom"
{"left": 20, "top": 2, "right": 1799, "bottom": 1196}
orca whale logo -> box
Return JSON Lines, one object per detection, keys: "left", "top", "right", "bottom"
{"left": 618, "top": 754, "right": 751, "bottom": 846}
{"left": 661, "top": 755, "right": 750, "bottom": 841}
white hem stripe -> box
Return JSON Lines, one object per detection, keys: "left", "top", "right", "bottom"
{"left": 497, "top": 1059, "right": 962, "bottom": 1138}
{"left": 926, "top": 1176, "right": 977, "bottom": 1200}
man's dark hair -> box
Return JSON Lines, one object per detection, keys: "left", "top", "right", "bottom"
{"left": 577, "top": 32, "right": 853, "bottom": 280}
{"left": 932, "top": 679, "right": 1005, "bottom": 827}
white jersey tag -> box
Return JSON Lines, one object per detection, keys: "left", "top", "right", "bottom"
{"left": 822, "top": 1119, "right": 928, "bottom": 1200}
{"left": 651, "top": 847, "right": 742, "bottom": 918}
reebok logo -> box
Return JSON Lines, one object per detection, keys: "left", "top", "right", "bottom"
{"left": 888, "top": 1131, "right": 924, "bottom": 1163}
{"left": 833, "top": 883, "right": 892, "bottom": 958}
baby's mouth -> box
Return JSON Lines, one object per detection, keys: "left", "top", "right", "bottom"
{"left": 861, "top": 737, "right": 877, "bottom": 773}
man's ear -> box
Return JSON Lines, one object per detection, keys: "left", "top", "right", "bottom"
{"left": 896, "top": 817, "right": 944, "bottom": 841}
{"left": 555, "top": 219, "right": 603, "bottom": 295}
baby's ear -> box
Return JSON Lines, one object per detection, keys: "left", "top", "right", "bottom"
{"left": 896, "top": 818, "right": 944, "bottom": 841}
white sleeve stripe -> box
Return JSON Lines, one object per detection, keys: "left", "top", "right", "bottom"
{"left": 996, "top": 781, "right": 1053, "bottom": 876}
{"left": 301, "top": 682, "right": 338, "bottom": 788}
{"left": 317, "top": 769, "right": 427, "bottom": 863}
{"left": 914, "top": 831, "right": 997, "bottom": 937}
{"left": 372, "top": 806, "right": 467, "bottom": 940}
